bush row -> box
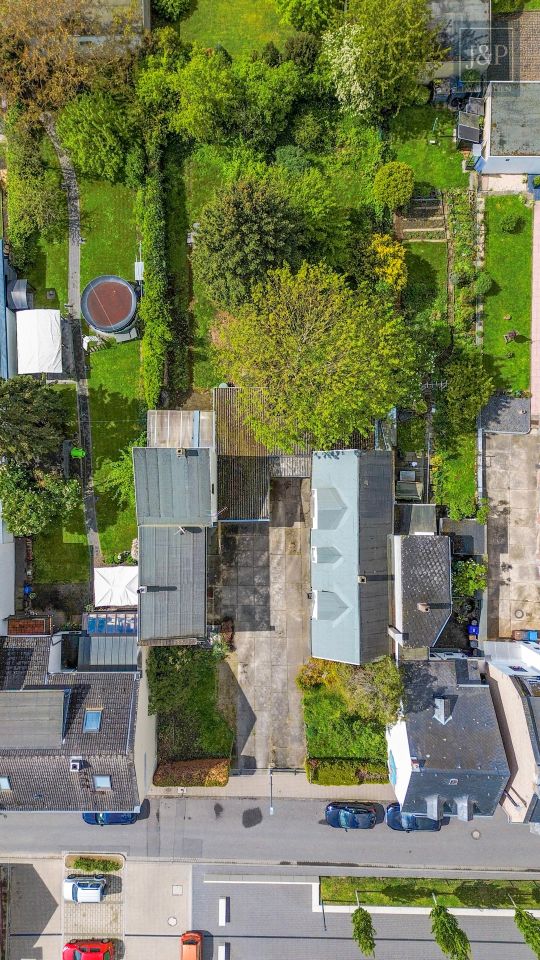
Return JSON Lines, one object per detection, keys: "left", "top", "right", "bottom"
{"left": 306, "top": 759, "right": 389, "bottom": 786}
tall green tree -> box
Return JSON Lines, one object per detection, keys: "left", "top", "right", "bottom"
{"left": 430, "top": 905, "right": 471, "bottom": 960}
{"left": 373, "top": 161, "right": 415, "bottom": 211}
{"left": 276, "top": 0, "right": 339, "bottom": 34}
{"left": 216, "top": 262, "right": 417, "bottom": 451}
{"left": 0, "top": 377, "right": 67, "bottom": 466}
{"left": 169, "top": 46, "right": 240, "bottom": 142}
{"left": 323, "top": 0, "right": 443, "bottom": 118}
{"left": 515, "top": 908, "right": 540, "bottom": 959}
{"left": 351, "top": 906, "right": 376, "bottom": 957}
{"left": 195, "top": 178, "right": 302, "bottom": 309}
{"left": 233, "top": 58, "right": 302, "bottom": 149}
{"left": 57, "top": 92, "right": 131, "bottom": 182}
{"left": 0, "top": 466, "right": 80, "bottom": 536}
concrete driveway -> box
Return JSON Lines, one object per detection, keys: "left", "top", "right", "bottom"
{"left": 208, "top": 478, "right": 311, "bottom": 769}
{"left": 8, "top": 861, "right": 62, "bottom": 960}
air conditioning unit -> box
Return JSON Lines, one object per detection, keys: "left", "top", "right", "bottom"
{"left": 70, "top": 757, "right": 83, "bottom": 772}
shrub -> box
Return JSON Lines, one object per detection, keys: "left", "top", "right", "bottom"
{"left": 57, "top": 92, "right": 131, "bottom": 182}
{"left": 475, "top": 270, "right": 492, "bottom": 296}
{"left": 152, "top": 0, "right": 191, "bottom": 21}
{"left": 153, "top": 759, "right": 230, "bottom": 787}
{"left": 452, "top": 559, "right": 487, "bottom": 597}
{"left": 352, "top": 907, "right": 376, "bottom": 958}
{"left": 275, "top": 145, "right": 311, "bottom": 174}
{"left": 534, "top": 176, "right": 540, "bottom": 188}
{"left": 306, "top": 759, "right": 388, "bottom": 785}
{"left": 476, "top": 497, "right": 490, "bottom": 524}
{"left": 258, "top": 41, "right": 282, "bottom": 66}
{"left": 124, "top": 144, "right": 146, "bottom": 189}
{"left": 283, "top": 32, "right": 321, "bottom": 71}
{"left": 296, "top": 657, "right": 339, "bottom": 689}
{"left": 500, "top": 209, "right": 522, "bottom": 233}
{"left": 73, "top": 857, "right": 122, "bottom": 873}
{"left": 373, "top": 161, "right": 415, "bottom": 211}
{"left": 276, "top": 0, "right": 339, "bottom": 33}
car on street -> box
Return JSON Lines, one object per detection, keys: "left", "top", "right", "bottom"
{"left": 82, "top": 811, "right": 138, "bottom": 826}
{"left": 62, "top": 940, "right": 114, "bottom": 960}
{"left": 63, "top": 875, "right": 107, "bottom": 902}
{"left": 180, "top": 931, "right": 203, "bottom": 960}
{"left": 385, "top": 802, "right": 442, "bottom": 832}
{"left": 325, "top": 801, "right": 377, "bottom": 830}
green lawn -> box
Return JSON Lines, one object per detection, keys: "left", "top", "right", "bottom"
{"left": 389, "top": 107, "right": 468, "bottom": 192}
{"left": 148, "top": 647, "right": 234, "bottom": 760}
{"left": 89, "top": 340, "right": 144, "bottom": 562}
{"left": 26, "top": 137, "right": 68, "bottom": 309}
{"left": 483, "top": 196, "right": 533, "bottom": 392}
{"left": 79, "top": 180, "right": 137, "bottom": 290}
{"left": 403, "top": 241, "right": 447, "bottom": 314}
{"left": 321, "top": 876, "right": 540, "bottom": 909}
{"left": 33, "top": 385, "right": 89, "bottom": 584}
{"left": 433, "top": 431, "right": 477, "bottom": 520}
{"left": 180, "top": 0, "right": 292, "bottom": 56}
{"left": 303, "top": 687, "right": 387, "bottom": 762}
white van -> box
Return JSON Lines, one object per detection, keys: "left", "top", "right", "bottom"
{"left": 63, "top": 875, "right": 107, "bottom": 903}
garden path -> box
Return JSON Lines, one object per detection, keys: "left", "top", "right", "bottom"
{"left": 42, "top": 117, "right": 103, "bottom": 566}
{"left": 530, "top": 202, "right": 540, "bottom": 419}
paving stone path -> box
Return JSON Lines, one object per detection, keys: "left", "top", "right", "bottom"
{"left": 42, "top": 117, "right": 103, "bottom": 566}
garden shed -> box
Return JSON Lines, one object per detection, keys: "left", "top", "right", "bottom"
{"left": 16, "top": 309, "right": 62, "bottom": 374}
{"left": 94, "top": 565, "right": 139, "bottom": 609}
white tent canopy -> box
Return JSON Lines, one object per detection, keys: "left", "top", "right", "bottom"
{"left": 16, "top": 309, "right": 62, "bottom": 374}
{"left": 94, "top": 566, "right": 139, "bottom": 608}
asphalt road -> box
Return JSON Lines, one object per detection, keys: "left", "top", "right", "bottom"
{"left": 0, "top": 798, "right": 539, "bottom": 872}
{"left": 191, "top": 869, "right": 533, "bottom": 960}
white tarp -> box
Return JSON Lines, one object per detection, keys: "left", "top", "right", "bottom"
{"left": 16, "top": 309, "right": 62, "bottom": 374}
{"left": 94, "top": 566, "right": 139, "bottom": 608}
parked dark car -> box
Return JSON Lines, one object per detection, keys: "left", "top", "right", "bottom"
{"left": 82, "top": 811, "right": 138, "bottom": 826}
{"left": 325, "top": 801, "right": 377, "bottom": 830}
{"left": 385, "top": 802, "right": 442, "bottom": 833}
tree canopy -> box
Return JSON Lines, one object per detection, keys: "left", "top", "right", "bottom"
{"left": 351, "top": 907, "right": 376, "bottom": 958}
{"left": 0, "top": 466, "right": 80, "bottom": 537}
{"left": 430, "top": 905, "right": 471, "bottom": 960}
{"left": 515, "top": 908, "right": 540, "bottom": 959}
{"left": 168, "top": 46, "right": 240, "bottom": 142}
{"left": 373, "top": 161, "right": 415, "bottom": 211}
{"left": 215, "top": 261, "right": 417, "bottom": 450}
{"left": 0, "top": 376, "right": 68, "bottom": 467}
{"left": 57, "top": 92, "right": 131, "bottom": 182}
{"left": 276, "top": 0, "right": 339, "bottom": 34}
{"left": 195, "top": 178, "right": 302, "bottom": 309}
{"left": 323, "top": 0, "right": 443, "bottom": 118}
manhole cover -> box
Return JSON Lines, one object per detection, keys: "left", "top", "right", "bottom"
{"left": 471, "top": 829, "right": 481, "bottom": 840}
{"left": 515, "top": 609, "right": 524, "bottom": 619}
{"left": 168, "top": 917, "right": 177, "bottom": 926}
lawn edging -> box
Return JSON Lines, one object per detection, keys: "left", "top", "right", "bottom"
{"left": 316, "top": 902, "right": 540, "bottom": 918}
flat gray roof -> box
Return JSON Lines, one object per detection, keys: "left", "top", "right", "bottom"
{"left": 133, "top": 447, "right": 213, "bottom": 527}
{"left": 138, "top": 526, "right": 206, "bottom": 642}
{"left": 310, "top": 450, "right": 393, "bottom": 664}
{"left": 431, "top": 0, "right": 490, "bottom": 60}
{"left": 0, "top": 689, "right": 66, "bottom": 748}
{"left": 490, "top": 82, "right": 540, "bottom": 156}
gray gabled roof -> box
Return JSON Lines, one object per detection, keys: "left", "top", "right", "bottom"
{"left": 390, "top": 535, "right": 452, "bottom": 648}
{"left": 311, "top": 450, "right": 393, "bottom": 664}
{"left": 138, "top": 526, "right": 206, "bottom": 643}
{"left": 133, "top": 447, "right": 213, "bottom": 526}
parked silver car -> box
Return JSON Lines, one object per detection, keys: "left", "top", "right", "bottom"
{"left": 63, "top": 875, "right": 107, "bottom": 903}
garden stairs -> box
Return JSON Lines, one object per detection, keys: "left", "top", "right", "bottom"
{"left": 399, "top": 196, "right": 446, "bottom": 242}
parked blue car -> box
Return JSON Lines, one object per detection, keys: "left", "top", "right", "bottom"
{"left": 325, "top": 801, "right": 377, "bottom": 830}
{"left": 385, "top": 802, "right": 442, "bottom": 833}
{"left": 82, "top": 811, "right": 138, "bottom": 826}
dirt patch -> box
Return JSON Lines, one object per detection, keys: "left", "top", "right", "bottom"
{"left": 154, "top": 758, "right": 230, "bottom": 787}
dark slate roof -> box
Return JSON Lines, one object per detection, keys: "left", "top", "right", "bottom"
{"left": 439, "top": 518, "right": 487, "bottom": 557}
{"left": 480, "top": 394, "right": 531, "bottom": 434}
{"left": 133, "top": 446, "right": 213, "bottom": 526}
{"left": 0, "top": 637, "right": 140, "bottom": 811}
{"left": 213, "top": 387, "right": 373, "bottom": 522}
{"left": 391, "top": 535, "right": 452, "bottom": 648}
{"left": 400, "top": 660, "right": 509, "bottom": 818}
{"left": 138, "top": 526, "right": 206, "bottom": 643}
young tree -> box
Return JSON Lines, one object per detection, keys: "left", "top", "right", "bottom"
{"left": 57, "top": 92, "right": 131, "bottom": 182}
{"left": 323, "top": 0, "right": 443, "bottom": 118}
{"left": 0, "top": 377, "right": 67, "bottom": 466}
{"left": 0, "top": 0, "right": 137, "bottom": 115}
{"left": 351, "top": 906, "right": 376, "bottom": 958}
{"left": 169, "top": 46, "right": 240, "bottom": 142}
{"left": 373, "top": 161, "right": 415, "bottom": 211}
{"left": 430, "top": 905, "right": 471, "bottom": 960}
{"left": 515, "top": 908, "right": 540, "bottom": 959}
{"left": 352, "top": 233, "right": 408, "bottom": 294}
{"left": 0, "top": 466, "right": 80, "bottom": 537}
{"left": 452, "top": 560, "right": 488, "bottom": 598}
{"left": 95, "top": 435, "right": 146, "bottom": 510}
{"left": 195, "top": 179, "right": 302, "bottom": 309}
{"left": 215, "top": 262, "right": 417, "bottom": 450}
{"left": 276, "top": 0, "right": 340, "bottom": 34}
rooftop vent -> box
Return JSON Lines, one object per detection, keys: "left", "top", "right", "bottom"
{"left": 70, "top": 757, "right": 83, "bottom": 772}
{"left": 417, "top": 602, "right": 430, "bottom": 614}
{"left": 433, "top": 695, "right": 454, "bottom": 725}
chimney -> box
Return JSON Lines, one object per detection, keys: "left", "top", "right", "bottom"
{"left": 433, "top": 695, "right": 453, "bottom": 725}
{"left": 417, "top": 602, "right": 430, "bottom": 613}
{"left": 456, "top": 795, "right": 474, "bottom": 821}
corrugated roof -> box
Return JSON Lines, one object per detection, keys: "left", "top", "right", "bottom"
{"left": 138, "top": 526, "right": 206, "bottom": 642}
{"left": 147, "top": 409, "right": 214, "bottom": 449}
{"left": 133, "top": 447, "right": 213, "bottom": 527}
{"left": 391, "top": 535, "right": 452, "bottom": 648}
{"left": 0, "top": 689, "right": 66, "bottom": 748}
{"left": 310, "top": 450, "right": 393, "bottom": 664}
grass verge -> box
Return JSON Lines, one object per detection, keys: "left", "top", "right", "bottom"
{"left": 321, "top": 876, "right": 540, "bottom": 908}
{"left": 389, "top": 107, "right": 467, "bottom": 192}
{"left": 482, "top": 195, "right": 532, "bottom": 392}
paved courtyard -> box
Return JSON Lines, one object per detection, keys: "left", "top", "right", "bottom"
{"left": 208, "top": 478, "right": 311, "bottom": 770}
{"left": 485, "top": 427, "right": 540, "bottom": 638}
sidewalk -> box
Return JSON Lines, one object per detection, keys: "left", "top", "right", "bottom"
{"left": 530, "top": 202, "right": 540, "bottom": 418}
{"left": 149, "top": 769, "right": 396, "bottom": 802}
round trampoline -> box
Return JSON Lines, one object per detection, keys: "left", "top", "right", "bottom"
{"left": 81, "top": 275, "right": 137, "bottom": 334}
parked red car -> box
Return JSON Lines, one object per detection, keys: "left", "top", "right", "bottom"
{"left": 180, "top": 931, "right": 203, "bottom": 960}
{"left": 63, "top": 941, "right": 115, "bottom": 960}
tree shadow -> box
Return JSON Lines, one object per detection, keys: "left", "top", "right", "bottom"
{"left": 403, "top": 250, "right": 440, "bottom": 313}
